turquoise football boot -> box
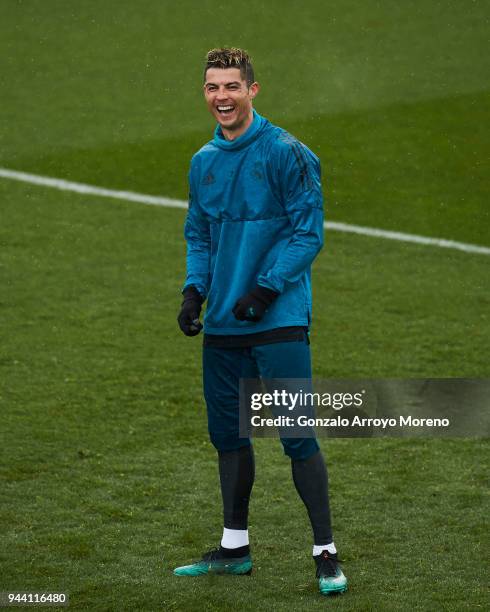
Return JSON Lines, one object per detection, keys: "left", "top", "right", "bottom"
{"left": 314, "top": 550, "right": 348, "bottom": 595}
{"left": 173, "top": 547, "right": 252, "bottom": 577}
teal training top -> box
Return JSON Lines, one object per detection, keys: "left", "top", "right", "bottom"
{"left": 183, "top": 110, "right": 324, "bottom": 335}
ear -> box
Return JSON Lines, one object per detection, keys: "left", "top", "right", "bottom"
{"left": 248, "top": 82, "right": 260, "bottom": 99}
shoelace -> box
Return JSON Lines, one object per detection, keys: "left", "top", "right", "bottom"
{"left": 202, "top": 548, "right": 221, "bottom": 563}
{"left": 315, "top": 551, "right": 342, "bottom": 578}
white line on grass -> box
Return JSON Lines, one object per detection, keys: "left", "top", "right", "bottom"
{"left": 0, "top": 167, "right": 187, "bottom": 210}
{"left": 325, "top": 221, "right": 490, "bottom": 255}
{"left": 1, "top": 166, "right": 489, "bottom": 256}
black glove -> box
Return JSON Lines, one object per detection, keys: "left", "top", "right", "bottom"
{"left": 232, "top": 285, "right": 279, "bottom": 322}
{"left": 178, "top": 286, "right": 204, "bottom": 336}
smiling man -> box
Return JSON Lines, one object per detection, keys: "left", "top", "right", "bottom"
{"left": 204, "top": 63, "right": 258, "bottom": 137}
{"left": 174, "top": 47, "right": 347, "bottom": 597}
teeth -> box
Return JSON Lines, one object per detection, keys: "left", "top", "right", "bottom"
{"left": 217, "top": 105, "right": 234, "bottom": 111}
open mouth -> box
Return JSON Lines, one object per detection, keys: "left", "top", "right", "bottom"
{"left": 216, "top": 105, "right": 235, "bottom": 116}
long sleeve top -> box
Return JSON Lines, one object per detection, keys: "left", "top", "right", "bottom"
{"left": 183, "top": 110, "right": 324, "bottom": 335}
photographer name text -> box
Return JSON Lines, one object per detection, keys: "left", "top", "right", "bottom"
{"left": 250, "top": 415, "right": 450, "bottom": 429}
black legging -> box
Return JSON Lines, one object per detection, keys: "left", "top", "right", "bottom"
{"left": 219, "top": 445, "right": 255, "bottom": 529}
{"left": 218, "top": 446, "right": 332, "bottom": 545}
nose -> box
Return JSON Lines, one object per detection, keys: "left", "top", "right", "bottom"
{"left": 216, "top": 86, "right": 229, "bottom": 100}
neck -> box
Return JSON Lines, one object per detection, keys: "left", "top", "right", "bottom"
{"left": 222, "top": 109, "right": 254, "bottom": 141}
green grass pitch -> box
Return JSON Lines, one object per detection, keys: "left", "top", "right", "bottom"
{"left": 1, "top": 1, "right": 488, "bottom": 610}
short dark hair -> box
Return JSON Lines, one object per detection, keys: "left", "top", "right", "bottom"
{"left": 204, "top": 47, "right": 255, "bottom": 87}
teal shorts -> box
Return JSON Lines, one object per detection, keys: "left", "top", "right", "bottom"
{"left": 202, "top": 336, "right": 319, "bottom": 460}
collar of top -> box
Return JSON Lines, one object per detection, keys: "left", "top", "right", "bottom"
{"left": 213, "top": 109, "right": 265, "bottom": 151}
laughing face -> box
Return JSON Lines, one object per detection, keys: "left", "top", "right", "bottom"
{"left": 203, "top": 67, "right": 259, "bottom": 140}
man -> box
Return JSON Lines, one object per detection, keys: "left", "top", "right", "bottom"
{"left": 174, "top": 47, "right": 347, "bottom": 597}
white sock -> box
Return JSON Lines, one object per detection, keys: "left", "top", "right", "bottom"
{"left": 313, "top": 542, "right": 337, "bottom": 556}
{"left": 221, "top": 527, "right": 249, "bottom": 549}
